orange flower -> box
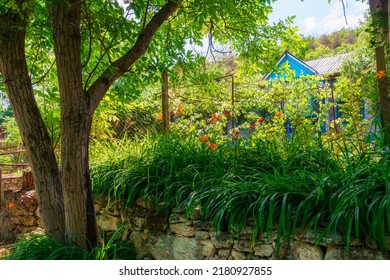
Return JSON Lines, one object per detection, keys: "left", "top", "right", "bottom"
{"left": 376, "top": 70, "right": 386, "bottom": 79}
{"left": 251, "top": 123, "right": 256, "bottom": 129}
{"left": 209, "top": 143, "right": 217, "bottom": 150}
{"left": 6, "top": 202, "right": 15, "bottom": 209}
{"left": 223, "top": 110, "right": 231, "bottom": 117}
{"left": 177, "top": 104, "right": 184, "bottom": 114}
{"left": 200, "top": 135, "right": 208, "bottom": 142}
{"left": 275, "top": 112, "right": 283, "bottom": 118}
{"left": 211, "top": 118, "right": 217, "bottom": 124}
{"left": 157, "top": 112, "right": 163, "bottom": 120}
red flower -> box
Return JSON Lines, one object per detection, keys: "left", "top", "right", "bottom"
{"left": 376, "top": 70, "right": 386, "bottom": 79}
{"left": 258, "top": 118, "right": 263, "bottom": 124}
{"left": 209, "top": 143, "right": 217, "bottom": 150}
{"left": 6, "top": 202, "right": 15, "bottom": 209}
{"left": 275, "top": 112, "right": 283, "bottom": 118}
{"left": 251, "top": 123, "right": 256, "bottom": 129}
{"left": 235, "top": 131, "right": 240, "bottom": 135}
{"left": 200, "top": 135, "right": 208, "bottom": 142}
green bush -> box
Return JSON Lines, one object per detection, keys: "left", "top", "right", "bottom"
{"left": 91, "top": 132, "right": 390, "bottom": 253}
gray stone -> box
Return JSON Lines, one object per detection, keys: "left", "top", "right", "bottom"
{"left": 129, "top": 231, "right": 149, "bottom": 259}
{"left": 193, "top": 220, "right": 211, "bottom": 230}
{"left": 295, "top": 229, "right": 344, "bottom": 246}
{"left": 324, "top": 246, "right": 386, "bottom": 260}
{"left": 254, "top": 244, "right": 274, "bottom": 257}
{"left": 195, "top": 230, "right": 210, "bottom": 240}
{"left": 233, "top": 239, "right": 252, "bottom": 252}
{"left": 231, "top": 249, "right": 246, "bottom": 260}
{"left": 170, "top": 223, "right": 196, "bottom": 237}
{"left": 96, "top": 213, "right": 120, "bottom": 232}
{"left": 200, "top": 240, "right": 216, "bottom": 259}
{"left": 169, "top": 213, "right": 189, "bottom": 224}
{"left": 136, "top": 197, "right": 154, "bottom": 209}
{"left": 288, "top": 241, "right": 323, "bottom": 260}
{"left": 210, "top": 231, "right": 234, "bottom": 249}
{"left": 233, "top": 225, "right": 255, "bottom": 240}
{"left": 218, "top": 248, "right": 231, "bottom": 259}
{"left": 148, "top": 235, "right": 214, "bottom": 260}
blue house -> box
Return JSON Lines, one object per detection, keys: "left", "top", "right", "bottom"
{"left": 264, "top": 51, "right": 355, "bottom": 133}
{"left": 264, "top": 50, "right": 349, "bottom": 80}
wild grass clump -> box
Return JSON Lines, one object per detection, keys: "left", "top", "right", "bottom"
{"left": 2, "top": 226, "right": 136, "bottom": 260}
{"left": 91, "top": 132, "right": 390, "bottom": 252}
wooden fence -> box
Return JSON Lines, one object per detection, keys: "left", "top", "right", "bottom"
{"left": 0, "top": 143, "right": 33, "bottom": 203}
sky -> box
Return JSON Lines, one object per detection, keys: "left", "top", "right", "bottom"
{"left": 268, "top": 0, "right": 369, "bottom": 36}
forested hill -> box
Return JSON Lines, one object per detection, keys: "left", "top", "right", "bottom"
{"left": 303, "top": 25, "right": 367, "bottom": 60}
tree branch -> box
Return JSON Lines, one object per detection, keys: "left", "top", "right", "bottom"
{"left": 87, "top": 0, "right": 182, "bottom": 114}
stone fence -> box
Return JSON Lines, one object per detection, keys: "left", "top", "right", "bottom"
{"left": 1, "top": 188, "right": 389, "bottom": 260}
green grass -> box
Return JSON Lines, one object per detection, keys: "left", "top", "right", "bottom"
{"left": 2, "top": 225, "right": 136, "bottom": 260}
{"left": 90, "top": 132, "right": 390, "bottom": 253}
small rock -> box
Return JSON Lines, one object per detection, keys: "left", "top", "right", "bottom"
{"left": 288, "top": 241, "right": 323, "bottom": 260}
{"left": 170, "top": 223, "right": 196, "bottom": 237}
{"left": 193, "top": 220, "right": 211, "bottom": 230}
{"left": 254, "top": 244, "right": 274, "bottom": 257}
{"left": 199, "top": 240, "right": 216, "bottom": 259}
{"left": 218, "top": 248, "right": 231, "bottom": 259}
{"left": 210, "top": 231, "right": 234, "bottom": 249}
{"left": 96, "top": 213, "right": 120, "bottom": 232}
{"left": 233, "top": 239, "right": 252, "bottom": 252}
{"left": 195, "top": 231, "right": 210, "bottom": 240}
{"left": 231, "top": 249, "right": 246, "bottom": 260}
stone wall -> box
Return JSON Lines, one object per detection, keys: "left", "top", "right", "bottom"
{"left": 1, "top": 189, "right": 389, "bottom": 260}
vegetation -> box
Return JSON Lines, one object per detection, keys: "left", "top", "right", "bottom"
{"left": 2, "top": 227, "right": 136, "bottom": 260}
{"left": 89, "top": 131, "right": 389, "bottom": 253}
{"left": 0, "top": 0, "right": 389, "bottom": 259}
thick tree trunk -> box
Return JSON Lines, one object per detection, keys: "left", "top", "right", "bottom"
{"left": 0, "top": 8, "right": 65, "bottom": 242}
{"left": 2, "top": 0, "right": 182, "bottom": 249}
{"left": 50, "top": 0, "right": 98, "bottom": 248}
{"left": 369, "top": 0, "right": 390, "bottom": 145}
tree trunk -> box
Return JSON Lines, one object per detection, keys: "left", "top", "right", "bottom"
{"left": 0, "top": 8, "right": 65, "bottom": 243}
{"left": 1, "top": 0, "right": 182, "bottom": 249}
{"left": 50, "top": 0, "right": 98, "bottom": 248}
{"left": 369, "top": 0, "right": 390, "bottom": 145}
{"left": 162, "top": 70, "right": 170, "bottom": 133}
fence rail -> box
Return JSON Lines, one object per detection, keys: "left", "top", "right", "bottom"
{"left": 0, "top": 142, "right": 32, "bottom": 204}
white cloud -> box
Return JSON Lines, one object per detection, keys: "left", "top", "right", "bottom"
{"left": 301, "top": 17, "right": 316, "bottom": 35}
{"left": 298, "top": 1, "right": 368, "bottom": 36}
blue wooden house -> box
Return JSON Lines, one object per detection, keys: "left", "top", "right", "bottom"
{"left": 263, "top": 51, "right": 364, "bottom": 133}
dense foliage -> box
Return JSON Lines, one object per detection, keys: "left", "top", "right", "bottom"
{"left": 90, "top": 132, "right": 390, "bottom": 252}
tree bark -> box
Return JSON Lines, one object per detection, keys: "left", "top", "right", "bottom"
{"left": 369, "top": 0, "right": 390, "bottom": 145}
{"left": 0, "top": 7, "right": 65, "bottom": 243}
{"left": 162, "top": 70, "right": 170, "bottom": 133}
{"left": 50, "top": 0, "right": 98, "bottom": 248}
{"left": 1, "top": 0, "right": 182, "bottom": 249}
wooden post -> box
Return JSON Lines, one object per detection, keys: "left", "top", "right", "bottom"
{"left": 0, "top": 168, "right": 3, "bottom": 204}
{"left": 369, "top": 0, "right": 390, "bottom": 145}
{"left": 162, "top": 70, "right": 170, "bottom": 134}
{"left": 231, "top": 74, "right": 235, "bottom": 131}
{"left": 22, "top": 170, "right": 34, "bottom": 189}
{"left": 330, "top": 83, "right": 339, "bottom": 134}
